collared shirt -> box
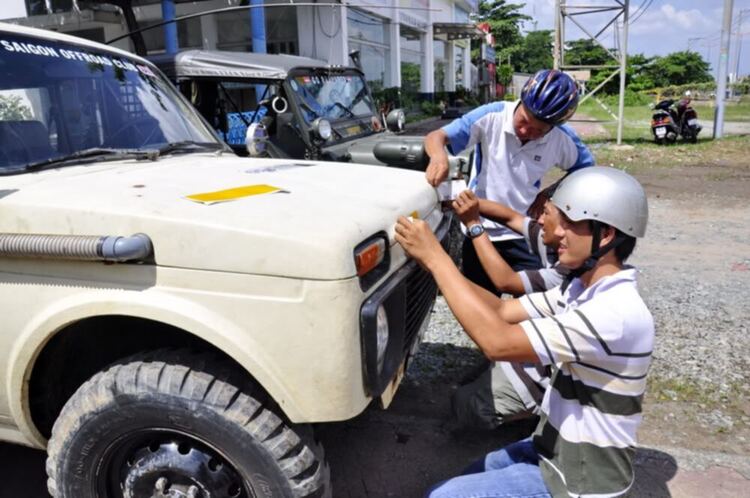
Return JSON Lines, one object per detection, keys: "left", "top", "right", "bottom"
{"left": 442, "top": 101, "right": 594, "bottom": 241}
{"left": 519, "top": 268, "right": 654, "bottom": 498}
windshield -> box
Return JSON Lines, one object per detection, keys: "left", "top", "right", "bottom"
{"left": 289, "top": 72, "right": 377, "bottom": 124}
{"left": 0, "top": 33, "right": 219, "bottom": 174}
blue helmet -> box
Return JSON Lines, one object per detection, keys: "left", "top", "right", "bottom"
{"left": 521, "top": 69, "right": 579, "bottom": 125}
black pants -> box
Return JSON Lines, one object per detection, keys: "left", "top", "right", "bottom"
{"left": 461, "top": 237, "right": 542, "bottom": 294}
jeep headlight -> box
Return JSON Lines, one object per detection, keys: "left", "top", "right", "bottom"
{"left": 386, "top": 109, "right": 405, "bottom": 132}
{"left": 245, "top": 122, "right": 268, "bottom": 157}
{"left": 311, "top": 118, "right": 332, "bottom": 141}
{"left": 375, "top": 305, "right": 389, "bottom": 373}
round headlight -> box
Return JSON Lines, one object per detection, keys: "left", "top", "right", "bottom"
{"left": 245, "top": 122, "right": 268, "bottom": 157}
{"left": 376, "top": 304, "right": 389, "bottom": 373}
{"left": 386, "top": 109, "right": 406, "bottom": 132}
{"left": 312, "top": 118, "right": 332, "bottom": 141}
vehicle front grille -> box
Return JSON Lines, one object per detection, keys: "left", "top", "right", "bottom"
{"left": 402, "top": 218, "right": 451, "bottom": 353}
{"left": 403, "top": 266, "right": 437, "bottom": 353}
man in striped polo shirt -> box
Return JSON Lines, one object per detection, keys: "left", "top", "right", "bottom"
{"left": 450, "top": 189, "right": 567, "bottom": 429}
{"left": 395, "top": 166, "right": 652, "bottom": 498}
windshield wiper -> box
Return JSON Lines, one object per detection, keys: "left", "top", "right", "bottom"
{"left": 23, "top": 148, "right": 154, "bottom": 172}
{"left": 331, "top": 101, "right": 357, "bottom": 119}
{"left": 298, "top": 100, "right": 320, "bottom": 121}
{"left": 152, "top": 141, "right": 225, "bottom": 157}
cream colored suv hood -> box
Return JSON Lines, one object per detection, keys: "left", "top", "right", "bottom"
{"left": 0, "top": 154, "right": 440, "bottom": 280}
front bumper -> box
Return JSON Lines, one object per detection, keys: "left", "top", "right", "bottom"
{"left": 359, "top": 213, "right": 451, "bottom": 399}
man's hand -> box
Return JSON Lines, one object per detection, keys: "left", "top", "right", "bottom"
{"left": 425, "top": 157, "right": 449, "bottom": 187}
{"left": 394, "top": 216, "right": 445, "bottom": 269}
{"left": 452, "top": 190, "right": 481, "bottom": 226}
{"left": 424, "top": 129, "right": 451, "bottom": 187}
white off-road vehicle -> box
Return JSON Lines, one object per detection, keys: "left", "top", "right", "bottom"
{"left": 0, "top": 23, "right": 448, "bottom": 498}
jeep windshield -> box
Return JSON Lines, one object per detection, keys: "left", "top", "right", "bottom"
{"left": 288, "top": 70, "right": 379, "bottom": 138}
{"left": 0, "top": 33, "right": 220, "bottom": 174}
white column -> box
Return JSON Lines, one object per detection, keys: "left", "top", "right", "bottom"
{"left": 463, "top": 45, "right": 472, "bottom": 90}
{"left": 446, "top": 42, "right": 456, "bottom": 92}
{"left": 296, "top": 6, "right": 316, "bottom": 59}
{"left": 387, "top": 21, "right": 401, "bottom": 88}
{"left": 421, "top": 26, "right": 434, "bottom": 94}
{"left": 337, "top": 4, "right": 349, "bottom": 66}
{"left": 200, "top": 13, "right": 218, "bottom": 50}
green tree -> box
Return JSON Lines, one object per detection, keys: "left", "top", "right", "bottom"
{"left": 515, "top": 30, "right": 553, "bottom": 73}
{"left": 0, "top": 94, "right": 32, "bottom": 121}
{"left": 642, "top": 51, "right": 712, "bottom": 88}
{"left": 471, "top": 1, "right": 530, "bottom": 64}
{"left": 565, "top": 39, "right": 623, "bottom": 94}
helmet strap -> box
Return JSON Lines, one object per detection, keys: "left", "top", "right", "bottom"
{"left": 560, "top": 222, "right": 626, "bottom": 293}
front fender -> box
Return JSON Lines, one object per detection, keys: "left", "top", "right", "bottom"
{"left": 7, "top": 286, "right": 309, "bottom": 447}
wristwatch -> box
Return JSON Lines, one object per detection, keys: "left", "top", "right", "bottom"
{"left": 467, "top": 223, "right": 485, "bottom": 239}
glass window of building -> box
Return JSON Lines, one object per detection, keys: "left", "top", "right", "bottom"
{"left": 141, "top": 17, "right": 202, "bottom": 53}
{"left": 454, "top": 6, "right": 471, "bottom": 24}
{"left": 215, "top": 7, "right": 298, "bottom": 55}
{"left": 265, "top": 5, "right": 299, "bottom": 55}
{"left": 26, "top": 0, "right": 72, "bottom": 15}
{"left": 400, "top": 26, "right": 423, "bottom": 95}
{"left": 347, "top": 9, "right": 389, "bottom": 91}
{"left": 216, "top": 11, "right": 252, "bottom": 52}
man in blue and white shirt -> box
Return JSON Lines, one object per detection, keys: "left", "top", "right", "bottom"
{"left": 395, "top": 167, "right": 653, "bottom": 498}
{"left": 424, "top": 70, "right": 594, "bottom": 290}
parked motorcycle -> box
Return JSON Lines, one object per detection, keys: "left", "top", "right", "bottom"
{"left": 650, "top": 95, "right": 701, "bottom": 144}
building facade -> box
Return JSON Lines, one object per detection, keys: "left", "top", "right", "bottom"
{"left": 13, "top": 0, "right": 480, "bottom": 100}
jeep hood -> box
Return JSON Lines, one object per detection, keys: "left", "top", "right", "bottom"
{"left": 0, "top": 155, "right": 440, "bottom": 280}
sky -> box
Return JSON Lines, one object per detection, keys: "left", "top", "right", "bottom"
{"left": 519, "top": 0, "right": 750, "bottom": 78}
{"left": 1, "top": 0, "right": 748, "bottom": 77}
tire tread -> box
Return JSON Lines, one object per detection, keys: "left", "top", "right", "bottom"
{"left": 46, "top": 349, "right": 329, "bottom": 498}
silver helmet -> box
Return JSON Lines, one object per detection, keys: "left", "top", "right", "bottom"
{"left": 551, "top": 166, "right": 648, "bottom": 237}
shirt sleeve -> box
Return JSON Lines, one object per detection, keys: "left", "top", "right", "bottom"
{"left": 519, "top": 286, "right": 562, "bottom": 319}
{"left": 441, "top": 102, "right": 505, "bottom": 155}
{"left": 521, "top": 218, "right": 545, "bottom": 259}
{"left": 556, "top": 123, "right": 595, "bottom": 172}
{"left": 519, "top": 267, "right": 566, "bottom": 294}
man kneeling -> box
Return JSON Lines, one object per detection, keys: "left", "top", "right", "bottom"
{"left": 396, "top": 167, "right": 653, "bottom": 498}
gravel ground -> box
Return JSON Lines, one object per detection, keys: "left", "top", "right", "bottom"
{"left": 405, "top": 196, "right": 750, "bottom": 405}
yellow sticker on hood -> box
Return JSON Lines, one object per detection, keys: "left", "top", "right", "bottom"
{"left": 186, "top": 184, "right": 285, "bottom": 205}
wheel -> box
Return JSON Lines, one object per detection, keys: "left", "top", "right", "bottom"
{"left": 46, "top": 350, "right": 330, "bottom": 498}
{"left": 654, "top": 137, "right": 663, "bottom": 145}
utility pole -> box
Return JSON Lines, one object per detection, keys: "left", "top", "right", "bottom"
{"left": 552, "top": 1, "right": 629, "bottom": 144}
{"left": 553, "top": 0, "right": 562, "bottom": 70}
{"left": 616, "top": 3, "right": 629, "bottom": 145}
{"left": 734, "top": 9, "right": 748, "bottom": 91}
{"left": 714, "top": 0, "right": 734, "bottom": 139}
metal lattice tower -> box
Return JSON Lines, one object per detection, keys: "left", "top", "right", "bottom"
{"left": 553, "top": 0, "right": 630, "bottom": 145}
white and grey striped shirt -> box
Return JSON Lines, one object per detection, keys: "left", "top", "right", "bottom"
{"left": 519, "top": 267, "right": 654, "bottom": 498}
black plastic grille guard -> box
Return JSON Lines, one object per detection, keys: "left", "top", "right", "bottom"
{"left": 359, "top": 213, "right": 451, "bottom": 398}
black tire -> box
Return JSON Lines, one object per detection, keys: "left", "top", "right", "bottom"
{"left": 46, "top": 350, "right": 330, "bottom": 498}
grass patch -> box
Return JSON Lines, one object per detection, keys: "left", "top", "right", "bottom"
{"left": 587, "top": 134, "right": 750, "bottom": 171}
{"left": 692, "top": 100, "right": 750, "bottom": 122}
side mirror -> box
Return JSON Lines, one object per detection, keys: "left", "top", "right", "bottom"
{"left": 385, "top": 109, "right": 405, "bottom": 132}
{"left": 245, "top": 122, "right": 269, "bottom": 157}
